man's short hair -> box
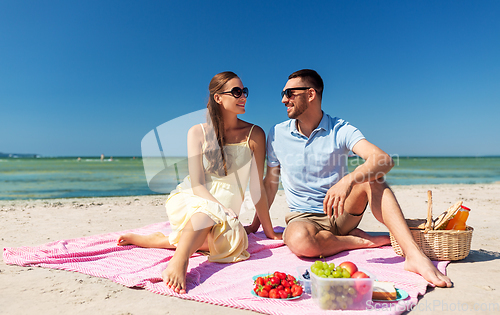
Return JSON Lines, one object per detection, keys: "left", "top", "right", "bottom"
{"left": 288, "top": 69, "right": 324, "bottom": 99}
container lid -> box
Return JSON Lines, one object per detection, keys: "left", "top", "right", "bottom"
{"left": 461, "top": 205, "right": 471, "bottom": 211}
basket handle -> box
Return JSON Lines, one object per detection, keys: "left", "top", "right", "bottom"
{"left": 424, "top": 190, "right": 434, "bottom": 232}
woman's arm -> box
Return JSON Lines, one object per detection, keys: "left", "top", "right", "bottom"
{"left": 247, "top": 126, "right": 282, "bottom": 240}
{"left": 187, "top": 124, "right": 237, "bottom": 218}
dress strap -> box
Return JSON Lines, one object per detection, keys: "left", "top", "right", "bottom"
{"left": 199, "top": 123, "right": 207, "bottom": 138}
{"left": 199, "top": 123, "right": 207, "bottom": 149}
{"left": 246, "top": 125, "right": 256, "bottom": 145}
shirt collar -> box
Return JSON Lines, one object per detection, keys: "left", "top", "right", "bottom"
{"left": 290, "top": 111, "right": 328, "bottom": 137}
{"left": 316, "top": 111, "right": 328, "bottom": 132}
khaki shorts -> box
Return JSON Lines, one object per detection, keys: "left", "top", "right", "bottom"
{"left": 283, "top": 204, "right": 367, "bottom": 238}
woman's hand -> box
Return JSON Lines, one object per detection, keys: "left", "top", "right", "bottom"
{"left": 244, "top": 213, "right": 261, "bottom": 235}
{"left": 244, "top": 224, "right": 258, "bottom": 235}
{"left": 223, "top": 207, "right": 238, "bottom": 219}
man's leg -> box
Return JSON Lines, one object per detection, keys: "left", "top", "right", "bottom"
{"left": 362, "top": 179, "right": 452, "bottom": 288}
{"left": 284, "top": 222, "right": 388, "bottom": 258}
{"left": 283, "top": 189, "right": 389, "bottom": 258}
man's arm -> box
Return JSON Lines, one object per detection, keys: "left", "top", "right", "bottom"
{"left": 323, "top": 139, "right": 394, "bottom": 218}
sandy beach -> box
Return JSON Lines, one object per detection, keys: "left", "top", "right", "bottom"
{"left": 1, "top": 183, "right": 499, "bottom": 314}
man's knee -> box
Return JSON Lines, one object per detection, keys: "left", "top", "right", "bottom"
{"left": 284, "top": 225, "right": 321, "bottom": 257}
{"left": 346, "top": 180, "right": 388, "bottom": 215}
{"left": 358, "top": 178, "right": 389, "bottom": 196}
{"left": 369, "top": 177, "right": 389, "bottom": 188}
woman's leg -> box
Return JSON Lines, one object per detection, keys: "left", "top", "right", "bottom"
{"left": 117, "top": 232, "right": 175, "bottom": 248}
{"left": 162, "top": 212, "right": 214, "bottom": 294}
{"left": 117, "top": 220, "right": 212, "bottom": 251}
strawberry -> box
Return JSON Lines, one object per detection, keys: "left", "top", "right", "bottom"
{"left": 269, "top": 289, "right": 280, "bottom": 299}
{"left": 291, "top": 284, "right": 303, "bottom": 297}
{"left": 278, "top": 289, "right": 288, "bottom": 299}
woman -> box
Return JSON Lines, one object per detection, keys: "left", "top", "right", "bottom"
{"left": 117, "top": 71, "right": 281, "bottom": 294}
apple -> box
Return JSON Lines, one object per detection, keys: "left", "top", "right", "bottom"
{"left": 351, "top": 271, "right": 369, "bottom": 278}
{"left": 351, "top": 271, "right": 371, "bottom": 295}
{"left": 339, "top": 261, "right": 358, "bottom": 275}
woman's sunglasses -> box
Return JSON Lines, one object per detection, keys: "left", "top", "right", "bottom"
{"left": 219, "top": 87, "right": 249, "bottom": 98}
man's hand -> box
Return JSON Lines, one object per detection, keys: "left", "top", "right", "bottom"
{"left": 269, "top": 231, "right": 283, "bottom": 240}
{"left": 323, "top": 176, "right": 354, "bottom": 218}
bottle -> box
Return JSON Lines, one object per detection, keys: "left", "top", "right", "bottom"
{"left": 445, "top": 205, "right": 471, "bottom": 230}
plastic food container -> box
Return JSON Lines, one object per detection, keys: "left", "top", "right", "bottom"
{"left": 296, "top": 266, "right": 311, "bottom": 294}
{"left": 309, "top": 268, "right": 374, "bottom": 310}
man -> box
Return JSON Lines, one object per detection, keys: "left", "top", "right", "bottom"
{"left": 264, "top": 69, "right": 451, "bottom": 287}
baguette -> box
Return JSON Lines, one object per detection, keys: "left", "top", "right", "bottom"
{"left": 424, "top": 190, "right": 434, "bottom": 232}
{"left": 372, "top": 281, "right": 397, "bottom": 300}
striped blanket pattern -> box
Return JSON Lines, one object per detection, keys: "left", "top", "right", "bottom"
{"left": 3, "top": 222, "right": 448, "bottom": 315}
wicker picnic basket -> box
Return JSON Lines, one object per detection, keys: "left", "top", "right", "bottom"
{"left": 390, "top": 191, "right": 473, "bottom": 261}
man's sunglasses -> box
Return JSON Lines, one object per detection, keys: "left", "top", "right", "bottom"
{"left": 219, "top": 87, "right": 249, "bottom": 98}
{"left": 281, "top": 87, "right": 311, "bottom": 99}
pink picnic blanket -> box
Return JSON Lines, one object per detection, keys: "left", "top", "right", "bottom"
{"left": 3, "top": 222, "right": 448, "bottom": 315}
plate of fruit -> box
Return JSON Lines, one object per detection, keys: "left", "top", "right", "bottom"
{"left": 252, "top": 271, "right": 304, "bottom": 299}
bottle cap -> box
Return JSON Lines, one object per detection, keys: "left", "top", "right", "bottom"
{"left": 461, "top": 205, "right": 471, "bottom": 211}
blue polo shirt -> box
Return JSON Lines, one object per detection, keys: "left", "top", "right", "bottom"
{"left": 266, "top": 112, "right": 365, "bottom": 213}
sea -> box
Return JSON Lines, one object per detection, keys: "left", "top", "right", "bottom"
{"left": 1, "top": 156, "right": 499, "bottom": 200}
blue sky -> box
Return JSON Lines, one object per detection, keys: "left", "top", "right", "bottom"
{"left": 1, "top": 0, "right": 499, "bottom": 157}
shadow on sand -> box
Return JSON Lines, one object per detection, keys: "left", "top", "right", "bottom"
{"left": 455, "top": 249, "right": 500, "bottom": 263}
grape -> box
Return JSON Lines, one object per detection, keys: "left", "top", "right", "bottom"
{"left": 335, "top": 294, "right": 345, "bottom": 303}
{"left": 313, "top": 260, "right": 323, "bottom": 268}
{"left": 332, "top": 270, "right": 342, "bottom": 278}
{"left": 346, "top": 296, "right": 353, "bottom": 305}
{"left": 311, "top": 266, "right": 320, "bottom": 275}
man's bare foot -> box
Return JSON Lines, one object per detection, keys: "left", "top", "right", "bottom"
{"left": 404, "top": 251, "right": 452, "bottom": 288}
{"left": 348, "top": 228, "right": 391, "bottom": 248}
{"left": 162, "top": 255, "right": 189, "bottom": 294}
{"left": 116, "top": 232, "right": 172, "bottom": 248}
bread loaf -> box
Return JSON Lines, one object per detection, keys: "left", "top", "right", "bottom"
{"left": 372, "top": 281, "right": 397, "bottom": 300}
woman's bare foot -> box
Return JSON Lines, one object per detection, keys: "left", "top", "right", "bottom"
{"left": 117, "top": 232, "right": 173, "bottom": 248}
{"left": 162, "top": 255, "right": 189, "bottom": 294}
{"left": 348, "top": 228, "right": 391, "bottom": 248}
{"left": 404, "top": 250, "right": 452, "bottom": 287}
